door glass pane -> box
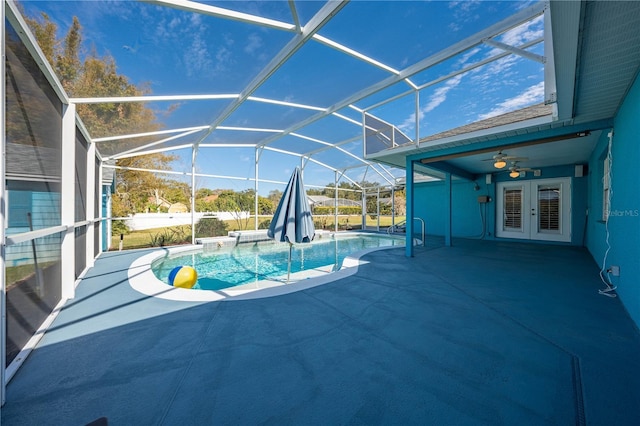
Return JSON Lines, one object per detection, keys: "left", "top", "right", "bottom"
{"left": 503, "top": 188, "right": 523, "bottom": 230}
{"left": 538, "top": 185, "right": 560, "bottom": 232}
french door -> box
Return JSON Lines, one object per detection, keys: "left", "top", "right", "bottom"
{"left": 496, "top": 178, "right": 571, "bottom": 242}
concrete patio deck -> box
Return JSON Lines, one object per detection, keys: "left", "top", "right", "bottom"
{"left": 2, "top": 239, "right": 639, "bottom": 425}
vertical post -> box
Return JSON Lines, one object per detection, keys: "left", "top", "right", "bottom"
{"left": 254, "top": 148, "right": 259, "bottom": 231}
{"left": 61, "top": 103, "right": 76, "bottom": 299}
{"left": 1, "top": 5, "right": 7, "bottom": 404}
{"left": 376, "top": 186, "right": 380, "bottom": 231}
{"left": 190, "top": 145, "right": 197, "bottom": 244}
{"left": 391, "top": 186, "right": 395, "bottom": 230}
{"left": 334, "top": 171, "right": 338, "bottom": 232}
{"left": 100, "top": 163, "right": 107, "bottom": 251}
{"left": 362, "top": 111, "right": 367, "bottom": 156}
{"left": 445, "top": 172, "right": 452, "bottom": 247}
{"left": 543, "top": 4, "right": 558, "bottom": 119}
{"left": 361, "top": 188, "right": 366, "bottom": 231}
{"left": 405, "top": 159, "right": 414, "bottom": 257}
{"left": 415, "top": 91, "right": 420, "bottom": 146}
{"left": 86, "top": 141, "right": 96, "bottom": 268}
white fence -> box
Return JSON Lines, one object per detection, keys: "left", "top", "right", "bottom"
{"left": 123, "top": 212, "right": 250, "bottom": 231}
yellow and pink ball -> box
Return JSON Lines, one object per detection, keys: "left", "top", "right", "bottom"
{"left": 168, "top": 266, "right": 198, "bottom": 288}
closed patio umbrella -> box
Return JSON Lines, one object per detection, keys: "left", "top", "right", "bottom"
{"left": 268, "top": 167, "right": 315, "bottom": 282}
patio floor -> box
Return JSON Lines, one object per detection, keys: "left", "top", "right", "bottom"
{"left": 2, "top": 239, "right": 639, "bottom": 425}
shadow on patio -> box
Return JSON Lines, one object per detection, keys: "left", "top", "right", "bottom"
{"left": 2, "top": 240, "right": 639, "bottom": 425}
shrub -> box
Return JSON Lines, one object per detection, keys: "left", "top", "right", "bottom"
{"left": 195, "top": 217, "right": 228, "bottom": 238}
{"left": 112, "top": 220, "right": 129, "bottom": 235}
{"left": 313, "top": 206, "right": 361, "bottom": 215}
{"left": 150, "top": 227, "right": 190, "bottom": 247}
{"left": 258, "top": 219, "right": 271, "bottom": 229}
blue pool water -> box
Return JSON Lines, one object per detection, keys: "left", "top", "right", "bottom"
{"left": 152, "top": 234, "right": 404, "bottom": 291}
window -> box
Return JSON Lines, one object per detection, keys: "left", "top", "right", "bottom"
{"left": 503, "top": 188, "right": 523, "bottom": 230}
{"left": 538, "top": 186, "right": 560, "bottom": 232}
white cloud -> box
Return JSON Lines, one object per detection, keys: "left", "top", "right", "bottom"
{"left": 502, "top": 15, "right": 543, "bottom": 45}
{"left": 487, "top": 15, "right": 544, "bottom": 58}
{"left": 398, "top": 75, "right": 463, "bottom": 131}
{"left": 184, "top": 33, "right": 214, "bottom": 77}
{"left": 477, "top": 81, "right": 545, "bottom": 120}
{"left": 244, "top": 33, "right": 263, "bottom": 55}
{"left": 456, "top": 47, "right": 481, "bottom": 68}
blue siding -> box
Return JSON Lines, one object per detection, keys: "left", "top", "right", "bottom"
{"left": 587, "top": 73, "right": 640, "bottom": 326}
{"left": 414, "top": 165, "right": 588, "bottom": 245}
{"left": 6, "top": 191, "right": 61, "bottom": 266}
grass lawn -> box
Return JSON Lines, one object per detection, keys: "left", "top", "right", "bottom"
{"left": 110, "top": 215, "right": 406, "bottom": 250}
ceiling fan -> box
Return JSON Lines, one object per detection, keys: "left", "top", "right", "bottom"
{"left": 505, "top": 161, "right": 540, "bottom": 178}
{"left": 483, "top": 151, "right": 529, "bottom": 169}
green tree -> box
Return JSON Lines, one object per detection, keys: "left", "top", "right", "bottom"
{"left": 257, "top": 196, "right": 274, "bottom": 215}
{"left": 26, "top": 13, "right": 173, "bottom": 219}
{"left": 23, "top": 12, "right": 58, "bottom": 66}
{"left": 164, "top": 180, "right": 191, "bottom": 206}
{"left": 55, "top": 16, "right": 82, "bottom": 93}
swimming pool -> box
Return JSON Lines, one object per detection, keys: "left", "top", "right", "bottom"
{"left": 152, "top": 233, "right": 404, "bottom": 291}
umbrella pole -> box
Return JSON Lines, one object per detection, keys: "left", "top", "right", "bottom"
{"left": 287, "top": 242, "right": 292, "bottom": 283}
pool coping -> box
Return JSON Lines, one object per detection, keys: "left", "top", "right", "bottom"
{"left": 128, "top": 233, "right": 404, "bottom": 302}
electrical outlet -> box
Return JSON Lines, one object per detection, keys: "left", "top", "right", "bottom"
{"left": 610, "top": 266, "right": 620, "bottom": 276}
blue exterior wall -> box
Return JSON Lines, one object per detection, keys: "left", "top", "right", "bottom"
{"left": 414, "top": 165, "right": 588, "bottom": 245}
{"left": 586, "top": 73, "right": 640, "bottom": 327}
{"left": 5, "top": 190, "right": 62, "bottom": 266}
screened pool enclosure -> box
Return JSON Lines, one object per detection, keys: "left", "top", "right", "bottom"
{"left": 1, "top": 0, "right": 554, "bottom": 403}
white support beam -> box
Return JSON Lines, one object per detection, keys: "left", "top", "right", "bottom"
{"left": 257, "top": 2, "right": 545, "bottom": 148}
{"left": 93, "top": 126, "right": 210, "bottom": 143}
{"left": 110, "top": 144, "right": 195, "bottom": 160}
{"left": 482, "top": 38, "right": 545, "bottom": 64}
{"left": 415, "top": 90, "right": 420, "bottom": 146}
{"left": 288, "top": 0, "right": 302, "bottom": 32}
{"left": 191, "top": 146, "right": 197, "bottom": 244}
{"left": 295, "top": 132, "right": 392, "bottom": 184}
{"left": 107, "top": 129, "right": 203, "bottom": 160}
{"left": 1, "top": 2, "right": 6, "bottom": 404}
{"left": 99, "top": 162, "right": 106, "bottom": 251}
{"left": 254, "top": 148, "right": 259, "bottom": 230}
{"left": 86, "top": 140, "right": 96, "bottom": 269}
{"left": 544, "top": 3, "right": 559, "bottom": 118}
{"left": 247, "top": 96, "right": 325, "bottom": 111}
{"left": 217, "top": 126, "right": 283, "bottom": 133}
{"left": 108, "top": 165, "right": 192, "bottom": 176}
{"left": 69, "top": 94, "right": 239, "bottom": 104}
{"left": 334, "top": 171, "right": 339, "bottom": 232}
{"left": 303, "top": 135, "right": 361, "bottom": 156}
{"left": 312, "top": 34, "right": 401, "bottom": 75}
{"left": 362, "top": 37, "right": 543, "bottom": 112}
{"left": 262, "top": 146, "right": 303, "bottom": 158}
{"left": 331, "top": 112, "right": 360, "bottom": 126}
{"left": 198, "top": 144, "right": 256, "bottom": 149}
{"left": 61, "top": 103, "right": 76, "bottom": 300}
{"left": 147, "top": 0, "right": 296, "bottom": 32}
{"left": 191, "top": 0, "right": 349, "bottom": 150}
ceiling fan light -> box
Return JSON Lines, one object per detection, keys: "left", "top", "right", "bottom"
{"left": 509, "top": 170, "right": 520, "bottom": 178}
{"left": 494, "top": 160, "right": 507, "bottom": 169}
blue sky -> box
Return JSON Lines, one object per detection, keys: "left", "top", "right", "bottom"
{"left": 22, "top": 0, "right": 545, "bottom": 195}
